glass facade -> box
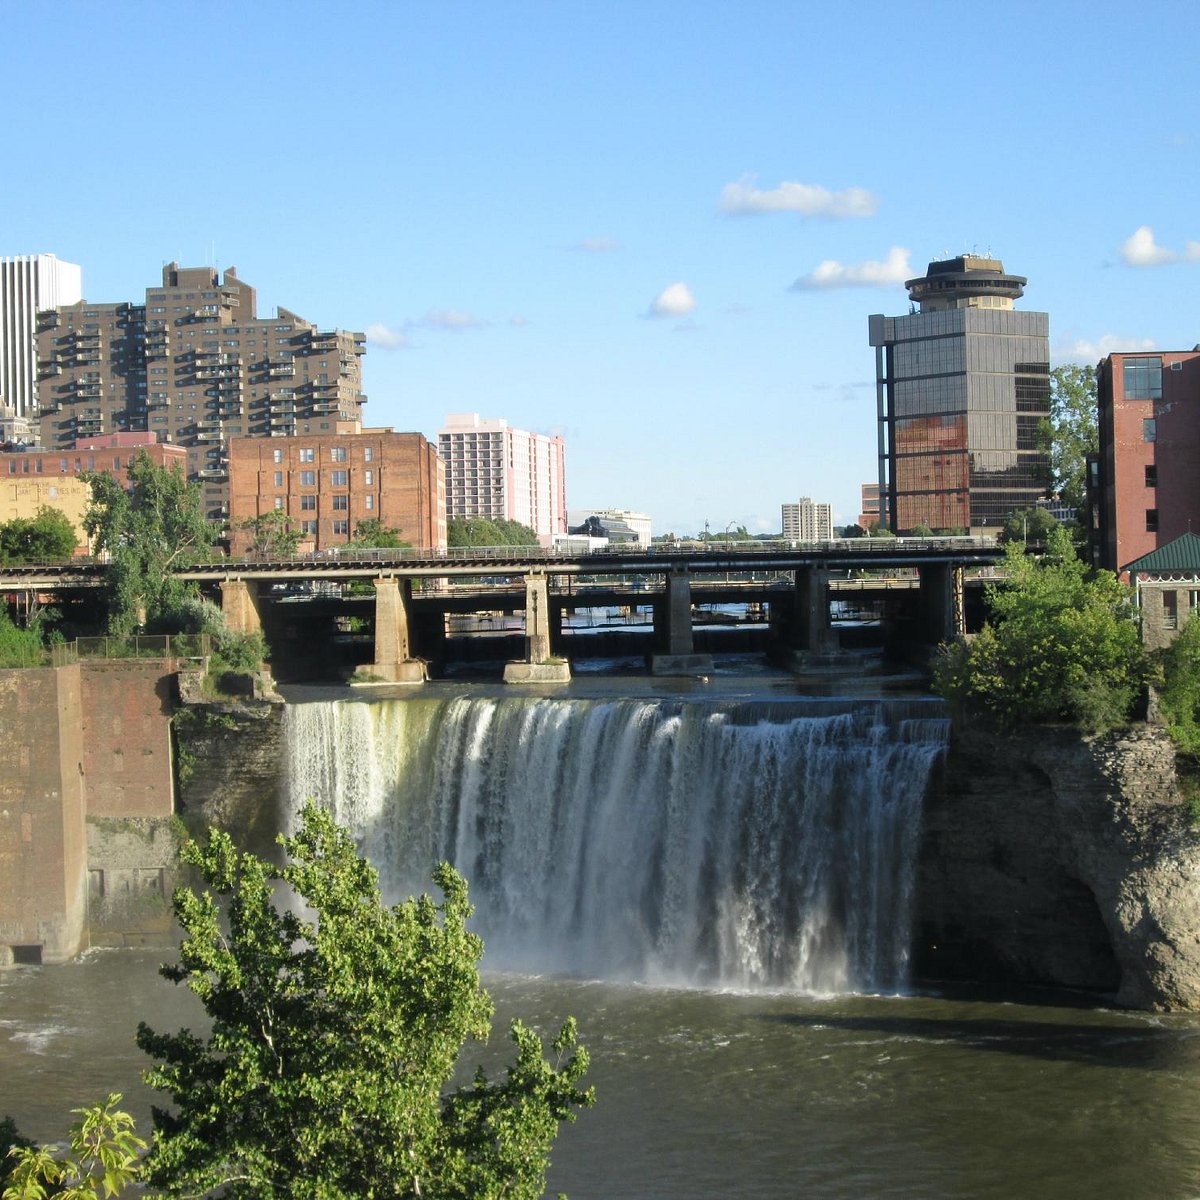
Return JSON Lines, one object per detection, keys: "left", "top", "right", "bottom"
{"left": 873, "top": 306, "right": 1050, "bottom": 532}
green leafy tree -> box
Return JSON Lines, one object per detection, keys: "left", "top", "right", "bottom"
{"left": 998, "top": 506, "right": 1059, "bottom": 547}
{"left": 83, "top": 451, "right": 217, "bottom": 635}
{"left": 2, "top": 1094, "right": 145, "bottom": 1200}
{"left": 934, "top": 525, "right": 1144, "bottom": 730}
{"left": 351, "top": 518, "right": 411, "bottom": 549}
{"left": 136, "top": 802, "right": 592, "bottom": 1199}
{"left": 447, "top": 518, "right": 539, "bottom": 548}
{"left": 1, "top": 1117, "right": 33, "bottom": 1192}
{"left": 0, "top": 508, "right": 81, "bottom": 564}
{"left": 1155, "top": 613, "right": 1200, "bottom": 756}
{"left": 236, "top": 509, "right": 303, "bottom": 557}
{"left": 0, "top": 608, "right": 51, "bottom": 668}
{"left": 908, "top": 523, "right": 934, "bottom": 538}
{"left": 1037, "top": 364, "right": 1097, "bottom": 513}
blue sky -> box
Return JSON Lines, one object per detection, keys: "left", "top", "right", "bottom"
{"left": 5, "top": 0, "right": 1199, "bottom": 534}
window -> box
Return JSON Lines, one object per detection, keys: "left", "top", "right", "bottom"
{"left": 273, "top": 497, "right": 284, "bottom": 510}
{"left": 332, "top": 495, "right": 348, "bottom": 511}
{"left": 331, "top": 469, "right": 347, "bottom": 486}
{"left": 330, "top": 446, "right": 346, "bottom": 462}
{"left": 273, "top": 448, "right": 283, "bottom": 464}
{"left": 1124, "top": 357, "right": 1163, "bottom": 401}
{"left": 300, "top": 470, "right": 316, "bottom": 487}
{"left": 1145, "top": 465, "right": 1158, "bottom": 488}
{"left": 274, "top": 471, "right": 283, "bottom": 487}
{"left": 364, "top": 447, "right": 374, "bottom": 462}
{"left": 364, "top": 494, "right": 374, "bottom": 511}
{"left": 300, "top": 495, "right": 316, "bottom": 511}
{"left": 1143, "top": 418, "right": 1157, "bottom": 443}
{"left": 302, "top": 519, "right": 317, "bottom": 534}
{"left": 1164, "top": 590, "right": 1178, "bottom": 630}
{"left": 1146, "top": 508, "right": 1159, "bottom": 533}
{"left": 299, "top": 448, "right": 314, "bottom": 463}
{"left": 332, "top": 519, "right": 349, "bottom": 536}
{"left": 364, "top": 470, "right": 373, "bottom": 485}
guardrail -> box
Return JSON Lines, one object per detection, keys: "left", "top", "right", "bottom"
{"left": 50, "top": 633, "right": 212, "bottom": 667}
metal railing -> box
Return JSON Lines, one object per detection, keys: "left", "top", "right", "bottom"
{"left": 51, "top": 633, "right": 211, "bottom": 667}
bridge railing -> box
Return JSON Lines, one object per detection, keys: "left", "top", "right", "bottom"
{"left": 51, "top": 633, "right": 212, "bottom": 667}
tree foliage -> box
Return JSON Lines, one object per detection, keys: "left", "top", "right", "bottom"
{"left": 236, "top": 510, "right": 302, "bottom": 557}
{"left": 1037, "top": 364, "right": 1097, "bottom": 513}
{"left": 998, "top": 506, "right": 1059, "bottom": 547}
{"left": 1, "top": 1094, "right": 145, "bottom": 1200}
{"left": 0, "top": 508, "right": 80, "bottom": 565}
{"left": 0, "top": 608, "right": 52, "bottom": 668}
{"left": 447, "top": 518, "right": 539, "bottom": 548}
{"left": 934, "top": 526, "right": 1144, "bottom": 730}
{"left": 351, "top": 518, "right": 411, "bottom": 549}
{"left": 1155, "top": 613, "right": 1200, "bottom": 757}
{"left": 136, "top": 802, "right": 592, "bottom": 1199}
{"left": 83, "top": 452, "right": 217, "bottom": 635}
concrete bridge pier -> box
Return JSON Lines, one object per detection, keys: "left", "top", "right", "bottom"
{"left": 220, "top": 578, "right": 263, "bottom": 636}
{"left": 371, "top": 576, "right": 426, "bottom": 684}
{"left": 651, "top": 569, "right": 713, "bottom": 676}
{"left": 503, "top": 572, "right": 570, "bottom": 683}
{"left": 916, "top": 562, "right": 965, "bottom": 645}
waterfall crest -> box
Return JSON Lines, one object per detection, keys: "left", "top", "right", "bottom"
{"left": 283, "top": 696, "right": 947, "bottom": 994}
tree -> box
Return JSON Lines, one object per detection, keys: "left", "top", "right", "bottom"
{"left": 0, "top": 508, "right": 80, "bottom": 564}
{"left": 908, "top": 523, "right": 934, "bottom": 538}
{"left": 934, "top": 525, "right": 1144, "bottom": 730}
{"left": 998, "top": 506, "right": 1059, "bottom": 547}
{"left": 83, "top": 451, "right": 217, "bottom": 635}
{"left": 350, "top": 518, "right": 411, "bottom": 549}
{"left": 447, "top": 518, "right": 538, "bottom": 548}
{"left": 1037, "top": 364, "right": 1097, "bottom": 513}
{"left": 136, "top": 803, "right": 592, "bottom": 1199}
{"left": 2, "top": 1094, "right": 144, "bottom": 1200}
{"left": 236, "top": 509, "right": 302, "bottom": 557}
{"left": 1, "top": 1116, "right": 33, "bottom": 1192}
{"left": 1155, "top": 612, "right": 1200, "bottom": 757}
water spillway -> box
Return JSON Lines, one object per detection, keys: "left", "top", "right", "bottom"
{"left": 283, "top": 695, "right": 948, "bottom": 994}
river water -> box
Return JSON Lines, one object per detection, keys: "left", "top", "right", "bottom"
{"left": 5, "top": 666, "right": 1200, "bottom": 1196}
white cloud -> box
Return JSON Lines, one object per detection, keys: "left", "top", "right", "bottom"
{"left": 1056, "top": 334, "right": 1157, "bottom": 363}
{"left": 790, "top": 247, "right": 912, "bottom": 291}
{"left": 365, "top": 323, "right": 412, "bottom": 350}
{"left": 1187, "top": 241, "right": 1200, "bottom": 261}
{"left": 572, "top": 236, "right": 621, "bottom": 253}
{"left": 719, "top": 177, "right": 878, "bottom": 219}
{"left": 1120, "top": 226, "right": 1177, "bottom": 267}
{"left": 648, "top": 282, "right": 697, "bottom": 318}
{"left": 422, "top": 309, "right": 487, "bottom": 331}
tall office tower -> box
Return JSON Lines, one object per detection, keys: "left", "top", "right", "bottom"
{"left": 36, "top": 263, "right": 366, "bottom": 521}
{"left": 0, "top": 254, "right": 82, "bottom": 418}
{"left": 868, "top": 255, "right": 1050, "bottom": 535}
{"left": 438, "top": 412, "right": 567, "bottom": 544}
{"left": 1094, "top": 350, "right": 1200, "bottom": 573}
{"left": 781, "top": 497, "right": 833, "bottom": 541}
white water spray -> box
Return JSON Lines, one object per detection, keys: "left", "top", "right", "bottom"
{"left": 283, "top": 696, "right": 947, "bottom": 993}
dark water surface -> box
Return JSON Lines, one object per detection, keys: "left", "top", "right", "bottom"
{"left": 4, "top": 950, "right": 1200, "bottom": 1199}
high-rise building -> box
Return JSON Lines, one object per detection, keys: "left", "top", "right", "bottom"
{"left": 1093, "top": 350, "right": 1200, "bottom": 573}
{"left": 568, "top": 508, "right": 651, "bottom": 545}
{"left": 858, "top": 482, "right": 881, "bottom": 530}
{"left": 781, "top": 497, "right": 833, "bottom": 541}
{"left": 1, "top": 254, "right": 82, "bottom": 418}
{"left": 36, "top": 263, "right": 366, "bottom": 522}
{"left": 868, "top": 255, "right": 1050, "bottom": 535}
{"left": 438, "top": 413, "right": 566, "bottom": 544}
{"left": 228, "top": 429, "right": 445, "bottom": 554}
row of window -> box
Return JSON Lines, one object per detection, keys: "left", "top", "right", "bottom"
{"left": 272, "top": 446, "right": 371, "bottom": 464}
{"left": 270, "top": 494, "right": 368, "bottom": 513}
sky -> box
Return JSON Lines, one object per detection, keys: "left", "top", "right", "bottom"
{"left": 4, "top": 0, "right": 1199, "bottom": 535}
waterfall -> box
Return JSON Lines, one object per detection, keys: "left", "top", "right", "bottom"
{"left": 283, "top": 696, "right": 947, "bottom": 994}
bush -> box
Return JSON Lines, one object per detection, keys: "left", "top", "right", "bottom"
{"left": 0, "top": 609, "right": 50, "bottom": 668}
{"left": 1155, "top": 613, "right": 1200, "bottom": 756}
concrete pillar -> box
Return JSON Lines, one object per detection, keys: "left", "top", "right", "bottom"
{"left": 371, "top": 576, "right": 425, "bottom": 684}
{"left": 651, "top": 570, "right": 712, "bottom": 675}
{"left": 917, "top": 562, "right": 964, "bottom": 644}
{"left": 794, "top": 566, "right": 832, "bottom": 653}
{"left": 219, "top": 578, "right": 262, "bottom": 636}
{"left": 504, "top": 572, "right": 570, "bottom": 682}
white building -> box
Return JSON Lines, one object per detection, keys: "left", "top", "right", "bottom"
{"left": 438, "top": 413, "right": 567, "bottom": 544}
{"left": 567, "top": 508, "right": 651, "bottom": 546}
{"left": 782, "top": 497, "right": 833, "bottom": 541}
{"left": 1, "top": 254, "right": 82, "bottom": 418}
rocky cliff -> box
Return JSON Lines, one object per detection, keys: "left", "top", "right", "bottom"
{"left": 916, "top": 724, "right": 1200, "bottom": 1009}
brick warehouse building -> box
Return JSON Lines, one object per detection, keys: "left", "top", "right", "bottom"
{"left": 228, "top": 430, "right": 445, "bottom": 554}
{"left": 35, "top": 263, "right": 366, "bottom": 523}
{"left": 1094, "top": 350, "right": 1200, "bottom": 573}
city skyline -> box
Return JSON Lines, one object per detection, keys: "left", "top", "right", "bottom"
{"left": 4, "top": 1, "right": 1199, "bottom": 534}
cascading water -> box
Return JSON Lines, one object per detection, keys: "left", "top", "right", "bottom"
{"left": 283, "top": 696, "right": 948, "bottom": 994}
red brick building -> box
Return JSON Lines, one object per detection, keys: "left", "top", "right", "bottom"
{"left": 227, "top": 429, "right": 445, "bottom": 553}
{"left": 1095, "top": 351, "right": 1200, "bottom": 573}
{"left": 2, "top": 431, "right": 187, "bottom": 486}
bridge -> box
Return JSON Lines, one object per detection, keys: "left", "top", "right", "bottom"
{"left": 0, "top": 537, "right": 1003, "bottom": 681}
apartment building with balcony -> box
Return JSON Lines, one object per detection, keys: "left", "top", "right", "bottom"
{"left": 438, "top": 413, "right": 567, "bottom": 544}
{"left": 227, "top": 429, "right": 445, "bottom": 554}
{"left": 35, "top": 263, "right": 366, "bottom": 523}
{"left": 782, "top": 497, "right": 833, "bottom": 541}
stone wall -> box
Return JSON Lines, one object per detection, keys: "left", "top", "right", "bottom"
{"left": 916, "top": 724, "right": 1200, "bottom": 1009}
